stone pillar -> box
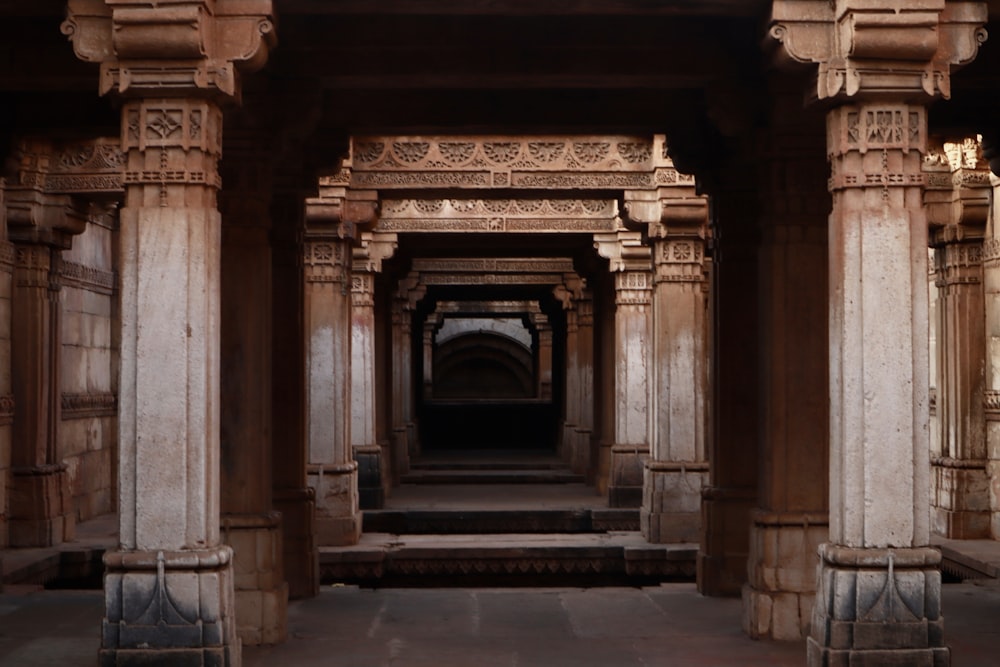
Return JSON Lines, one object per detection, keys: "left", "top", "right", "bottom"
{"left": 574, "top": 293, "right": 596, "bottom": 478}
{"left": 926, "top": 139, "right": 991, "bottom": 539}
{"left": 422, "top": 314, "right": 440, "bottom": 401}
{"left": 595, "top": 231, "right": 653, "bottom": 508}
{"left": 988, "top": 172, "right": 1000, "bottom": 539}
{"left": 270, "top": 190, "right": 318, "bottom": 599}
{"left": 699, "top": 167, "right": 760, "bottom": 597}
{"left": 219, "top": 142, "right": 286, "bottom": 645}
{"left": 531, "top": 313, "right": 553, "bottom": 401}
{"left": 554, "top": 278, "right": 586, "bottom": 470}
{"left": 769, "top": 6, "right": 986, "bottom": 663}
{"left": 391, "top": 274, "right": 424, "bottom": 480}
{"left": 63, "top": 3, "right": 276, "bottom": 663}
{"left": 350, "top": 231, "right": 395, "bottom": 509}
{"left": 303, "top": 199, "right": 359, "bottom": 546}
{"left": 643, "top": 203, "right": 710, "bottom": 544}
{"left": 0, "top": 181, "right": 12, "bottom": 555}
{"left": 743, "top": 99, "right": 830, "bottom": 641}
{"left": 5, "top": 147, "right": 87, "bottom": 547}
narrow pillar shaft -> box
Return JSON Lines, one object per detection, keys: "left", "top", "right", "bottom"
{"left": 270, "top": 193, "right": 318, "bottom": 598}
{"left": 700, "top": 182, "right": 760, "bottom": 597}
{"left": 809, "top": 103, "right": 944, "bottom": 666}
{"left": 561, "top": 308, "right": 581, "bottom": 465}
{"left": 642, "top": 236, "right": 709, "bottom": 543}
{"left": 9, "top": 241, "right": 74, "bottom": 546}
{"left": 350, "top": 268, "right": 383, "bottom": 509}
{"left": 219, "top": 153, "right": 287, "bottom": 645}
{"left": 608, "top": 270, "right": 652, "bottom": 508}
{"left": 422, "top": 320, "right": 436, "bottom": 400}
{"left": 536, "top": 323, "right": 553, "bottom": 401}
{"left": 304, "top": 237, "right": 360, "bottom": 546}
{"left": 987, "top": 173, "right": 1000, "bottom": 539}
{"left": 0, "top": 185, "right": 13, "bottom": 552}
{"left": 105, "top": 98, "right": 239, "bottom": 666}
{"left": 743, "top": 111, "right": 830, "bottom": 641}
{"left": 575, "top": 297, "right": 595, "bottom": 478}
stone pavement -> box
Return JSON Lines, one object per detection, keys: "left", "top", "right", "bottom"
{"left": 2, "top": 581, "right": 1000, "bottom": 666}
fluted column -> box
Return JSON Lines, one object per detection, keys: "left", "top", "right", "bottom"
{"left": 350, "top": 231, "right": 395, "bottom": 509}
{"left": 596, "top": 230, "right": 653, "bottom": 507}
{"left": 643, "top": 217, "right": 710, "bottom": 544}
{"left": 769, "top": 4, "right": 987, "bottom": 662}
{"left": 927, "top": 139, "right": 991, "bottom": 539}
{"left": 303, "top": 208, "right": 359, "bottom": 546}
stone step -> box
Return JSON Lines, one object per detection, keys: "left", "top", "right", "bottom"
{"left": 363, "top": 508, "right": 639, "bottom": 534}
{"left": 399, "top": 469, "right": 586, "bottom": 484}
{"left": 320, "top": 532, "right": 697, "bottom": 586}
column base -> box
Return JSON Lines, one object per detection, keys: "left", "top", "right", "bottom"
{"left": 101, "top": 546, "right": 240, "bottom": 667}
{"left": 273, "top": 487, "right": 318, "bottom": 599}
{"left": 698, "top": 485, "right": 756, "bottom": 596}
{"left": 559, "top": 421, "right": 576, "bottom": 465}
{"left": 8, "top": 464, "right": 75, "bottom": 547}
{"left": 931, "top": 459, "right": 990, "bottom": 539}
{"left": 608, "top": 444, "right": 648, "bottom": 508}
{"left": 573, "top": 428, "right": 593, "bottom": 480}
{"left": 307, "top": 463, "right": 361, "bottom": 546}
{"left": 808, "top": 544, "right": 948, "bottom": 667}
{"left": 640, "top": 461, "right": 708, "bottom": 543}
{"left": 222, "top": 512, "right": 288, "bottom": 646}
{"left": 354, "top": 444, "right": 384, "bottom": 510}
{"left": 742, "top": 510, "right": 828, "bottom": 640}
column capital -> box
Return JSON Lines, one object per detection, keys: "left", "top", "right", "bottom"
{"left": 352, "top": 230, "right": 397, "bottom": 274}
{"left": 593, "top": 230, "right": 651, "bottom": 273}
{"left": 62, "top": 0, "right": 276, "bottom": 101}
{"left": 925, "top": 137, "right": 991, "bottom": 242}
{"left": 768, "top": 0, "right": 987, "bottom": 101}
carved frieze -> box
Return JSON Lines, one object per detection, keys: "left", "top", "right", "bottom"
{"left": 614, "top": 271, "right": 653, "bottom": 306}
{"left": 412, "top": 258, "right": 575, "bottom": 274}
{"left": 61, "top": 392, "right": 117, "bottom": 419}
{"left": 350, "top": 136, "right": 663, "bottom": 190}
{"left": 654, "top": 239, "right": 706, "bottom": 284}
{"left": 60, "top": 260, "right": 116, "bottom": 295}
{"left": 377, "top": 198, "right": 616, "bottom": 234}
{"left": 0, "top": 241, "right": 14, "bottom": 271}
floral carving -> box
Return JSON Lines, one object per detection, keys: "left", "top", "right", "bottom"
{"left": 514, "top": 199, "right": 544, "bottom": 213}
{"left": 572, "top": 142, "right": 610, "bottom": 163}
{"left": 59, "top": 146, "right": 96, "bottom": 168}
{"left": 146, "top": 111, "right": 183, "bottom": 139}
{"left": 673, "top": 243, "right": 692, "bottom": 260}
{"left": 450, "top": 199, "right": 478, "bottom": 213}
{"left": 392, "top": 142, "right": 431, "bottom": 163}
{"left": 528, "top": 142, "right": 565, "bottom": 162}
{"left": 482, "top": 200, "right": 510, "bottom": 214}
{"left": 413, "top": 199, "right": 445, "bottom": 213}
{"left": 355, "top": 142, "right": 386, "bottom": 163}
{"left": 483, "top": 142, "right": 521, "bottom": 164}
{"left": 867, "top": 110, "right": 904, "bottom": 145}
{"left": 617, "top": 142, "right": 652, "bottom": 164}
{"left": 549, "top": 199, "right": 575, "bottom": 213}
{"left": 582, "top": 200, "right": 606, "bottom": 213}
{"left": 439, "top": 142, "right": 476, "bottom": 164}
{"left": 313, "top": 244, "right": 334, "bottom": 261}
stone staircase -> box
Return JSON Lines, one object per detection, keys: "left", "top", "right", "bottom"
{"left": 320, "top": 451, "right": 697, "bottom": 586}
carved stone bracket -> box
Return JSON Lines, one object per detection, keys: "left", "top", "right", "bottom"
{"left": 769, "top": 0, "right": 987, "bottom": 101}
{"left": 62, "top": 0, "right": 276, "bottom": 100}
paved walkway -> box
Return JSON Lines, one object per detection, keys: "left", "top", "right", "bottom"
{"left": 2, "top": 580, "right": 999, "bottom": 666}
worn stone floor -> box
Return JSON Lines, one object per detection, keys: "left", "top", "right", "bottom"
{"left": 1, "top": 580, "right": 999, "bottom": 666}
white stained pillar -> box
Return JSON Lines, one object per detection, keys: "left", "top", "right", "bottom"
{"left": 303, "top": 231, "right": 359, "bottom": 546}
{"left": 811, "top": 102, "right": 943, "bottom": 666}
{"left": 350, "top": 266, "right": 382, "bottom": 508}
{"left": 643, "top": 230, "right": 709, "bottom": 544}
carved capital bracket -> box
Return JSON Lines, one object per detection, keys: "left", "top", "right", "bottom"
{"left": 352, "top": 231, "right": 397, "bottom": 275}
{"left": 768, "top": 0, "right": 987, "bottom": 102}
{"left": 593, "top": 230, "right": 651, "bottom": 274}
{"left": 62, "top": 0, "right": 276, "bottom": 100}
{"left": 925, "top": 137, "right": 991, "bottom": 241}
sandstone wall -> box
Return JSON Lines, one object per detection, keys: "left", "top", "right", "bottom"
{"left": 59, "top": 216, "right": 117, "bottom": 522}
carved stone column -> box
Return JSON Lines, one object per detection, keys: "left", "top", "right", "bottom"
{"left": 554, "top": 277, "right": 587, "bottom": 471}
{"left": 595, "top": 231, "right": 652, "bottom": 508}
{"left": 643, "top": 199, "right": 710, "bottom": 544}
{"left": 5, "top": 147, "right": 87, "bottom": 548}
{"left": 270, "top": 190, "right": 318, "bottom": 599}
{"left": 771, "top": 2, "right": 987, "bottom": 661}
{"left": 219, "top": 140, "right": 286, "bottom": 645}
{"left": 0, "top": 180, "right": 10, "bottom": 555}
{"left": 422, "top": 314, "right": 441, "bottom": 401}
{"left": 743, "top": 98, "right": 830, "bottom": 641}
{"left": 989, "top": 172, "right": 1000, "bottom": 538}
{"left": 531, "top": 313, "right": 553, "bottom": 401}
{"left": 303, "top": 196, "right": 359, "bottom": 547}
{"left": 926, "top": 139, "right": 991, "bottom": 539}
{"left": 350, "top": 230, "right": 395, "bottom": 509}
{"left": 391, "top": 274, "right": 424, "bottom": 480}
{"left": 574, "top": 293, "right": 595, "bottom": 478}
{"left": 64, "top": 3, "right": 277, "bottom": 663}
